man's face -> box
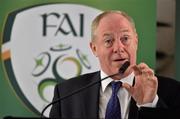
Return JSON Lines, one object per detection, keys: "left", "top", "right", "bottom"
{"left": 90, "top": 13, "right": 138, "bottom": 76}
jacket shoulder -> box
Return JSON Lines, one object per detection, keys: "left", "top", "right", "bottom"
{"left": 157, "top": 75, "right": 180, "bottom": 88}
{"left": 157, "top": 75, "right": 180, "bottom": 105}
{"left": 55, "top": 71, "right": 100, "bottom": 93}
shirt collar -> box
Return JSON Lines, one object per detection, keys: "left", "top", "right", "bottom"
{"left": 100, "top": 70, "right": 134, "bottom": 92}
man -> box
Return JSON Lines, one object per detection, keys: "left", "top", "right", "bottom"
{"left": 49, "top": 10, "right": 180, "bottom": 119}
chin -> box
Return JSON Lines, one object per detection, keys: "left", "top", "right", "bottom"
{"left": 113, "top": 68, "right": 120, "bottom": 73}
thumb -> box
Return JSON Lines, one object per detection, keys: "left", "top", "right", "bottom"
{"left": 122, "top": 82, "right": 134, "bottom": 95}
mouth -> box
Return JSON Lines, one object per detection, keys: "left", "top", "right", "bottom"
{"left": 113, "top": 58, "right": 127, "bottom": 62}
{"left": 113, "top": 58, "right": 129, "bottom": 65}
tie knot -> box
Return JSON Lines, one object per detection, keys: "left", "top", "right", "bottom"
{"left": 111, "top": 81, "right": 122, "bottom": 94}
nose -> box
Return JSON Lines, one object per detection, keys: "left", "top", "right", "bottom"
{"left": 113, "top": 39, "right": 125, "bottom": 53}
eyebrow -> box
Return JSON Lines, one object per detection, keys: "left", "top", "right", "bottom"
{"left": 103, "top": 33, "right": 112, "bottom": 36}
{"left": 120, "top": 29, "right": 130, "bottom": 33}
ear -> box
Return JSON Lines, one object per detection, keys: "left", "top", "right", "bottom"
{"left": 90, "top": 41, "right": 98, "bottom": 57}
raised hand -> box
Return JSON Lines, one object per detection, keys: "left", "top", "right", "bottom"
{"left": 122, "top": 63, "right": 158, "bottom": 105}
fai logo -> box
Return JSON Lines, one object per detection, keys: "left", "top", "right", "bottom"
{"left": 1, "top": 4, "right": 101, "bottom": 116}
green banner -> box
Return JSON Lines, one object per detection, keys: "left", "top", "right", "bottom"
{"left": 0, "top": 0, "right": 156, "bottom": 118}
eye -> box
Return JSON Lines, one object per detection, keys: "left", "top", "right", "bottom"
{"left": 104, "top": 37, "right": 114, "bottom": 48}
{"left": 121, "top": 35, "right": 130, "bottom": 45}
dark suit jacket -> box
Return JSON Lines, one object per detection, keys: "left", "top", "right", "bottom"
{"left": 49, "top": 71, "right": 180, "bottom": 119}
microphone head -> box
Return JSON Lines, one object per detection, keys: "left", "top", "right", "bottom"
{"left": 119, "top": 61, "right": 130, "bottom": 74}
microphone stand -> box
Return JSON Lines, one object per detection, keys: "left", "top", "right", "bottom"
{"left": 41, "top": 61, "right": 130, "bottom": 118}
{"left": 41, "top": 72, "right": 119, "bottom": 118}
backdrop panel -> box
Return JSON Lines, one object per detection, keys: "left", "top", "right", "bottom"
{"left": 0, "top": 0, "right": 156, "bottom": 118}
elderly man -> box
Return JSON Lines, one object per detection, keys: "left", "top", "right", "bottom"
{"left": 50, "top": 10, "right": 180, "bottom": 119}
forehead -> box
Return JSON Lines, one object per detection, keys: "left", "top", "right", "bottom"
{"left": 97, "top": 13, "right": 134, "bottom": 33}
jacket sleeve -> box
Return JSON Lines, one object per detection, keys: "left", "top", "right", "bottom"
{"left": 137, "top": 93, "right": 180, "bottom": 119}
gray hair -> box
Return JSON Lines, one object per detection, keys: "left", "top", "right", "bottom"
{"left": 91, "top": 10, "right": 136, "bottom": 41}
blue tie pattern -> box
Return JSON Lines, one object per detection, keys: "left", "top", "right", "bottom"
{"left": 105, "top": 81, "right": 122, "bottom": 119}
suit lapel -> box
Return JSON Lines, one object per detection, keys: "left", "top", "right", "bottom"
{"left": 80, "top": 72, "right": 139, "bottom": 119}
{"left": 82, "top": 72, "right": 101, "bottom": 118}
{"left": 128, "top": 98, "right": 138, "bottom": 119}
{"left": 128, "top": 77, "right": 138, "bottom": 119}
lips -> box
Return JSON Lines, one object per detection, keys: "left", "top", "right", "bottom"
{"left": 113, "top": 58, "right": 126, "bottom": 62}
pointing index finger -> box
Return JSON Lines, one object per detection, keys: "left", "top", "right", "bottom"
{"left": 132, "top": 65, "right": 142, "bottom": 76}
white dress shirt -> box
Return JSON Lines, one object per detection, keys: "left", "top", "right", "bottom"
{"left": 99, "top": 70, "right": 158, "bottom": 119}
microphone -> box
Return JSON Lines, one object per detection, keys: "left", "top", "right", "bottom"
{"left": 119, "top": 60, "right": 130, "bottom": 74}
{"left": 41, "top": 61, "right": 130, "bottom": 118}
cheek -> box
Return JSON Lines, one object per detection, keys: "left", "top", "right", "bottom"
{"left": 128, "top": 45, "right": 137, "bottom": 62}
{"left": 98, "top": 48, "right": 113, "bottom": 61}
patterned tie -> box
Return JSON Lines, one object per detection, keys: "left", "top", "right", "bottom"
{"left": 105, "top": 81, "right": 122, "bottom": 119}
